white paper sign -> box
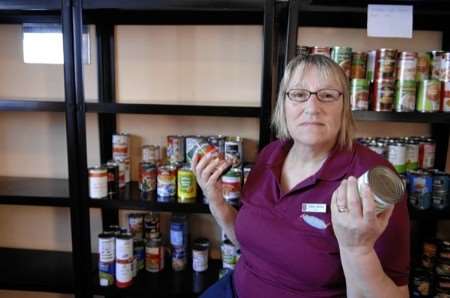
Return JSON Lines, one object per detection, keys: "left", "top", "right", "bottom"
{"left": 367, "top": 5, "right": 413, "bottom": 38}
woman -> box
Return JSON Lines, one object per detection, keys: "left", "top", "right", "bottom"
{"left": 192, "top": 54, "right": 409, "bottom": 297}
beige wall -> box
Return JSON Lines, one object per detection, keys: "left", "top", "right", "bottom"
{"left": 0, "top": 24, "right": 449, "bottom": 297}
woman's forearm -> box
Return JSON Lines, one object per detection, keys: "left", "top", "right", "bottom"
{"left": 209, "top": 199, "right": 239, "bottom": 247}
{"left": 340, "top": 248, "right": 407, "bottom": 298}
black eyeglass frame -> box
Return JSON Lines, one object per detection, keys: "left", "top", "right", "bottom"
{"left": 285, "top": 88, "right": 343, "bottom": 103}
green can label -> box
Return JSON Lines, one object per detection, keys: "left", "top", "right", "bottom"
{"left": 350, "top": 79, "right": 369, "bottom": 110}
{"left": 417, "top": 80, "right": 441, "bottom": 112}
{"left": 395, "top": 80, "right": 416, "bottom": 112}
{"left": 331, "top": 47, "right": 352, "bottom": 78}
{"left": 177, "top": 168, "right": 196, "bottom": 202}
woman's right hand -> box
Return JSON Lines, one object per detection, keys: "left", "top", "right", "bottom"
{"left": 191, "top": 152, "right": 231, "bottom": 206}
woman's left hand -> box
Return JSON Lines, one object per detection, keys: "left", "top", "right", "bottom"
{"left": 331, "top": 176, "right": 394, "bottom": 256}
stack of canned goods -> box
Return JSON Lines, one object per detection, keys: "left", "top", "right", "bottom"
{"left": 411, "top": 239, "right": 450, "bottom": 297}
{"left": 407, "top": 169, "right": 450, "bottom": 211}
{"left": 297, "top": 45, "right": 450, "bottom": 113}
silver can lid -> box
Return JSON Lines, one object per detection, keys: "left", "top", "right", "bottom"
{"left": 368, "top": 166, "right": 405, "bottom": 205}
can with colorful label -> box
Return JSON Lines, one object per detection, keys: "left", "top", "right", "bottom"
{"left": 375, "top": 48, "right": 397, "bottom": 80}
{"left": 128, "top": 213, "right": 144, "bottom": 240}
{"left": 351, "top": 52, "right": 367, "bottom": 79}
{"left": 441, "top": 52, "right": 450, "bottom": 81}
{"left": 416, "top": 52, "right": 431, "bottom": 81}
{"left": 405, "top": 139, "right": 419, "bottom": 171}
{"left": 145, "top": 236, "right": 164, "bottom": 273}
{"left": 112, "top": 133, "right": 129, "bottom": 160}
{"left": 429, "top": 50, "right": 444, "bottom": 80}
{"left": 222, "top": 168, "right": 242, "bottom": 207}
{"left": 417, "top": 79, "right": 441, "bottom": 112}
{"left": 408, "top": 171, "right": 432, "bottom": 210}
{"left": 115, "top": 233, "right": 133, "bottom": 288}
{"left": 142, "top": 145, "right": 157, "bottom": 163}
{"left": 387, "top": 142, "right": 407, "bottom": 174}
{"left": 170, "top": 214, "right": 188, "bottom": 247}
{"left": 144, "top": 212, "right": 160, "bottom": 240}
{"left": 331, "top": 46, "right": 352, "bottom": 79}
{"left": 366, "top": 50, "right": 376, "bottom": 82}
{"left": 350, "top": 79, "right": 369, "bottom": 111}
{"left": 419, "top": 138, "right": 436, "bottom": 169}
{"left": 89, "top": 166, "right": 108, "bottom": 199}
{"left": 157, "top": 165, "right": 176, "bottom": 201}
{"left": 372, "top": 79, "right": 394, "bottom": 111}
{"left": 192, "top": 238, "right": 210, "bottom": 272}
{"left": 167, "top": 135, "right": 185, "bottom": 164}
{"left": 98, "top": 232, "right": 115, "bottom": 287}
{"left": 177, "top": 166, "right": 197, "bottom": 203}
{"left": 394, "top": 80, "right": 416, "bottom": 112}
{"left": 432, "top": 172, "right": 449, "bottom": 211}
{"left": 221, "top": 240, "right": 238, "bottom": 270}
{"left": 139, "top": 161, "right": 156, "bottom": 192}
{"left": 172, "top": 245, "right": 187, "bottom": 272}
{"left": 185, "top": 136, "right": 207, "bottom": 165}
{"left": 396, "top": 51, "right": 417, "bottom": 81}
{"left": 225, "top": 136, "right": 243, "bottom": 168}
{"left": 208, "top": 135, "right": 226, "bottom": 156}
{"left": 441, "top": 81, "right": 450, "bottom": 112}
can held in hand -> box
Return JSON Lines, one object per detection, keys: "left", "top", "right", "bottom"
{"left": 417, "top": 79, "right": 441, "bottom": 112}
{"left": 350, "top": 79, "right": 369, "bottom": 111}
{"left": 208, "top": 135, "right": 226, "bottom": 156}
{"left": 331, "top": 46, "right": 352, "bottom": 79}
{"left": 357, "top": 166, "right": 405, "bottom": 214}
{"left": 167, "top": 135, "right": 185, "bottom": 164}
{"left": 157, "top": 165, "right": 177, "bottom": 201}
{"left": 192, "top": 238, "right": 210, "bottom": 272}
{"left": 222, "top": 168, "right": 242, "bottom": 207}
{"left": 372, "top": 79, "right": 394, "bottom": 111}
{"left": 185, "top": 136, "right": 207, "bottom": 165}
{"left": 177, "top": 166, "right": 197, "bottom": 203}
{"left": 225, "top": 136, "right": 243, "bottom": 168}
{"left": 394, "top": 80, "right": 416, "bottom": 112}
{"left": 89, "top": 166, "right": 108, "bottom": 199}
{"left": 139, "top": 161, "right": 157, "bottom": 192}
{"left": 351, "top": 52, "right": 367, "bottom": 79}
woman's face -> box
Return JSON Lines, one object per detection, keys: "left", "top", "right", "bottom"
{"left": 284, "top": 67, "right": 343, "bottom": 149}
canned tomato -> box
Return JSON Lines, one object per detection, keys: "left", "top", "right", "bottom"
{"left": 222, "top": 168, "right": 242, "bottom": 207}
{"left": 387, "top": 142, "right": 406, "bottom": 174}
{"left": 225, "top": 136, "right": 243, "bottom": 168}
{"left": 89, "top": 166, "right": 108, "bottom": 199}
{"left": 357, "top": 166, "right": 405, "bottom": 214}
{"left": 351, "top": 52, "right": 367, "bottom": 79}
{"left": 419, "top": 138, "right": 436, "bottom": 169}
{"left": 144, "top": 212, "right": 160, "bottom": 240}
{"left": 331, "top": 46, "right": 352, "bottom": 79}
{"left": 416, "top": 52, "right": 431, "bottom": 81}
{"left": 157, "top": 165, "right": 176, "bottom": 201}
{"left": 366, "top": 50, "right": 376, "bottom": 82}
{"left": 441, "top": 52, "right": 450, "bottom": 81}
{"left": 106, "top": 161, "right": 119, "bottom": 197}
{"left": 432, "top": 172, "right": 449, "bottom": 210}
{"left": 405, "top": 139, "right": 419, "bottom": 171}
{"left": 145, "top": 236, "right": 164, "bottom": 273}
{"left": 394, "top": 80, "right": 416, "bottom": 112}
{"left": 396, "top": 51, "right": 417, "bottom": 81}
{"left": 372, "top": 79, "right": 394, "bottom": 111}
{"left": 221, "top": 240, "right": 238, "bottom": 270}
{"left": 408, "top": 170, "right": 432, "bottom": 210}
{"left": 170, "top": 214, "right": 188, "bottom": 247}
{"left": 167, "top": 135, "right": 185, "bottom": 164}
{"left": 128, "top": 213, "right": 144, "bottom": 240}
{"left": 429, "top": 50, "right": 444, "bottom": 80}
{"left": 112, "top": 133, "right": 129, "bottom": 160}
{"left": 296, "top": 45, "right": 310, "bottom": 57}
{"left": 350, "top": 79, "right": 369, "bottom": 110}
{"left": 375, "top": 48, "right": 397, "bottom": 80}
{"left": 185, "top": 136, "right": 207, "bottom": 165}
{"left": 417, "top": 79, "right": 441, "bottom": 112}
{"left": 310, "top": 46, "right": 331, "bottom": 57}
{"left": 441, "top": 81, "right": 450, "bottom": 112}
{"left": 177, "top": 166, "right": 197, "bottom": 203}
{"left": 139, "top": 161, "right": 156, "bottom": 192}
{"left": 192, "top": 238, "right": 210, "bottom": 272}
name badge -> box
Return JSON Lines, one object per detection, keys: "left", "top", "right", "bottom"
{"left": 301, "top": 203, "right": 327, "bottom": 213}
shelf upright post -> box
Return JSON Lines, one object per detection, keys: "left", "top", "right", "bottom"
{"left": 284, "top": 0, "right": 300, "bottom": 68}
{"left": 62, "top": 0, "right": 92, "bottom": 297}
{"left": 259, "top": 0, "right": 276, "bottom": 150}
{"left": 96, "top": 22, "right": 119, "bottom": 229}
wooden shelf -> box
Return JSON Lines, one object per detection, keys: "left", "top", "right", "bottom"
{"left": 89, "top": 182, "right": 210, "bottom": 213}
{"left": 0, "top": 100, "right": 65, "bottom": 112}
{"left": 0, "top": 248, "right": 73, "bottom": 293}
{"left": 0, "top": 177, "right": 70, "bottom": 207}
{"left": 86, "top": 102, "right": 260, "bottom": 118}
{"left": 352, "top": 111, "right": 450, "bottom": 124}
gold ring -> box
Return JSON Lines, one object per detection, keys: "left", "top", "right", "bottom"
{"left": 338, "top": 207, "right": 349, "bottom": 213}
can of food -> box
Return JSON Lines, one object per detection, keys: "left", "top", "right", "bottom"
{"left": 115, "top": 233, "right": 133, "bottom": 288}
{"left": 350, "top": 79, "right": 369, "bottom": 110}
{"left": 357, "top": 166, "right": 405, "bottom": 214}
{"left": 429, "top": 50, "right": 444, "bottom": 80}
{"left": 221, "top": 240, "right": 238, "bottom": 270}
{"left": 351, "top": 52, "right": 367, "bottom": 79}
{"left": 98, "top": 260, "right": 115, "bottom": 287}
{"left": 374, "top": 48, "right": 397, "bottom": 80}
{"left": 387, "top": 142, "right": 406, "bottom": 174}
{"left": 185, "top": 136, "right": 207, "bottom": 165}
{"left": 368, "top": 141, "right": 386, "bottom": 156}
{"left": 106, "top": 161, "right": 119, "bottom": 197}
{"left": 394, "top": 80, "right": 416, "bottom": 112}
{"left": 441, "top": 52, "right": 450, "bottom": 81}
{"left": 422, "top": 240, "right": 438, "bottom": 270}
{"left": 98, "top": 232, "right": 115, "bottom": 287}
{"left": 177, "top": 166, "right": 197, "bottom": 203}
{"left": 116, "top": 160, "right": 126, "bottom": 188}
{"left": 396, "top": 51, "right": 417, "bottom": 81}
{"left": 225, "top": 136, "right": 243, "bottom": 168}
{"left": 167, "top": 135, "right": 185, "bottom": 164}
{"left": 192, "top": 238, "right": 210, "bottom": 272}
{"left": 417, "top": 79, "right": 441, "bottom": 112}
{"left": 170, "top": 214, "right": 188, "bottom": 247}
{"left": 331, "top": 46, "right": 352, "bottom": 79}
{"left": 134, "top": 239, "right": 145, "bottom": 271}
{"left": 115, "top": 157, "right": 130, "bottom": 185}
{"left": 372, "top": 79, "right": 394, "bottom": 111}
{"left": 296, "top": 45, "right": 310, "bottom": 57}
{"left": 157, "top": 165, "right": 177, "bottom": 201}
{"left": 416, "top": 52, "right": 431, "bottom": 81}
{"left": 222, "top": 168, "right": 242, "bottom": 207}
{"left": 310, "top": 46, "right": 331, "bottom": 57}
{"left": 187, "top": 140, "right": 218, "bottom": 166}
{"left": 208, "top": 135, "right": 226, "bottom": 156}
{"left": 418, "top": 138, "right": 436, "bottom": 169}
{"left": 128, "top": 213, "right": 144, "bottom": 240}
{"left": 432, "top": 171, "right": 449, "bottom": 210}
{"left": 142, "top": 145, "right": 157, "bottom": 163}
{"left": 89, "top": 166, "right": 108, "bottom": 199}
{"left": 145, "top": 236, "right": 164, "bottom": 273}
{"left": 116, "top": 233, "right": 133, "bottom": 261}
{"left": 172, "top": 245, "right": 187, "bottom": 271}
{"left": 408, "top": 170, "right": 432, "bottom": 210}
{"left": 366, "top": 50, "right": 376, "bottom": 82}
{"left": 441, "top": 81, "right": 450, "bottom": 112}
{"left": 243, "top": 164, "right": 253, "bottom": 185}
{"left": 411, "top": 267, "right": 432, "bottom": 297}
{"left": 112, "top": 133, "right": 129, "bottom": 160}
{"left": 139, "top": 161, "right": 156, "bottom": 192}
{"left": 144, "top": 212, "right": 160, "bottom": 240}
{"left": 405, "top": 139, "right": 419, "bottom": 171}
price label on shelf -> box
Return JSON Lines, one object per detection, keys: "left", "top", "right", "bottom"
{"left": 367, "top": 4, "right": 413, "bottom": 38}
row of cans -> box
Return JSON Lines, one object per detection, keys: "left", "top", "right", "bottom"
{"left": 412, "top": 239, "right": 450, "bottom": 297}
{"left": 358, "top": 136, "right": 436, "bottom": 174}
{"left": 407, "top": 169, "right": 450, "bottom": 211}
{"left": 297, "top": 46, "right": 450, "bottom": 82}
{"left": 350, "top": 78, "right": 450, "bottom": 112}
{"left": 88, "top": 159, "right": 130, "bottom": 199}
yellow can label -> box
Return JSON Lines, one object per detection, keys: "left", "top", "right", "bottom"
{"left": 177, "top": 169, "right": 197, "bottom": 202}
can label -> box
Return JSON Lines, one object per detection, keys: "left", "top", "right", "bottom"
{"left": 99, "top": 237, "right": 115, "bottom": 263}
{"left": 106, "top": 163, "right": 119, "bottom": 196}
{"left": 177, "top": 168, "right": 197, "bottom": 203}
{"left": 331, "top": 47, "right": 352, "bottom": 79}
{"left": 372, "top": 79, "right": 394, "bottom": 111}
{"left": 441, "top": 81, "right": 450, "bottom": 112}
{"left": 145, "top": 245, "right": 164, "bottom": 272}
{"left": 222, "top": 169, "right": 241, "bottom": 200}
{"left": 116, "top": 238, "right": 133, "bottom": 261}
{"left": 221, "top": 241, "right": 237, "bottom": 270}
{"left": 112, "top": 134, "right": 129, "bottom": 160}
{"left": 142, "top": 145, "right": 158, "bottom": 163}
{"left": 441, "top": 53, "right": 450, "bottom": 81}
{"left": 366, "top": 50, "right": 376, "bottom": 82}
{"left": 115, "top": 261, "right": 133, "bottom": 287}
{"left": 134, "top": 242, "right": 145, "bottom": 271}
{"left": 139, "top": 162, "right": 156, "bottom": 192}
{"left": 310, "top": 46, "right": 330, "bottom": 57}
{"left": 416, "top": 53, "right": 431, "bottom": 81}
{"left": 185, "top": 136, "right": 207, "bottom": 165}
{"left": 208, "top": 135, "right": 226, "bottom": 155}
{"left": 351, "top": 52, "right": 367, "bottom": 79}
{"left": 157, "top": 166, "right": 176, "bottom": 198}
{"left": 396, "top": 52, "right": 417, "bottom": 81}
{"left": 99, "top": 261, "right": 115, "bottom": 287}
{"left": 408, "top": 172, "right": 432, "bottom": 210}
{"left": 388, "top": 144, "right": 406, "bottom": 174}
{"left": 394, "top": 80, "right": 416, "bottom": 112}
{"left": 170, "top": 223, "right": 186, "bottom": 247}
{"left": 430, "top": 50, "right": 444, "bottom": 80}
{"left": 375, "top": 49, "right": 397, "bottom": 80}
{"left": 167, "top": 136, "right": 185, "bottom": 164}
{"left": 406, "top": 143, "right": 419, "bottom": 171}
{"left": 225, "top": 139, "right": 242, "bottom": 168}
{"left": 172, "top": 246, "right": 187, "bottom": 271}
{"left": 128, "top": 214, "right": 144, "bottom": 240}
{"left": 350, "top": 79, "right": 369, "bottom": 110}
{"left": 193, "top": 249, "right": 208, "bottom": 272}
{"left": 432, "top": 174, "right": 449, "bottom": 210}
{"left": 89, "top": 168, "right": 108, "bottom": 199}
{"left": 144, "top": 213, "right": 160, "bottom": 240}
{"left": 417, "top": 80, "right": 441, "bottom": 112}
{"left": 419, "top": 142, "right": 436, "bottom": 169}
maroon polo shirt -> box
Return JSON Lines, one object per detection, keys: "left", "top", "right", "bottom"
{"left": 234, "top": 140, "right": 410, "bottom": 298}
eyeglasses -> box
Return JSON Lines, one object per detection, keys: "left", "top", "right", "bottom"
{"left": 285, "top": 88, "right": 343, "bottom": 103}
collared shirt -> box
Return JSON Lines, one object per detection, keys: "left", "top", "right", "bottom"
{"left": 234, "top": 140, "right": 410, "bottom": 298}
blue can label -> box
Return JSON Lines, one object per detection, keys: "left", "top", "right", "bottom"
{"left": 408, "top": 172, "right": 432, "bottom": 210}
{"left": 99, "top": 261, "right": 115, "bottom": 287}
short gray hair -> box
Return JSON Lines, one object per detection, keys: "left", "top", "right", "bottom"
{"left": 271, "top": 54, "right": 355, "bottom": 151}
